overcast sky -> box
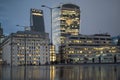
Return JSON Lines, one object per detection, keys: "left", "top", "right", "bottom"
{"left": 0, "top": 0, "right": 120, "bottom": 36}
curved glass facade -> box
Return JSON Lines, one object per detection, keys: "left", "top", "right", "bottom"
{"left": 52, "top": 4, "right": 80, "bottom": 53}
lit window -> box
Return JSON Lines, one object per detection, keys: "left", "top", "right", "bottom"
{"left": 32, "top": 13, "right": 42, "bottom": 16}
{"left": 80, "top": 51, "right": 82, "bottom": 53}
{"left": 100, "top": 51, "right": 103, "bottom": 54}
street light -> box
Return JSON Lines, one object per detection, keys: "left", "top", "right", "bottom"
{"left": 41, "top": 5, "right": 60, "bottom": 44}
{"left": 16, "top": 25, "right": 28, "bottom": 65}
{"left": 16, "top": 24, "right": 27, "bottom": 80}
{"left": 41, "top": 5, "right": 60, "bottom": 64}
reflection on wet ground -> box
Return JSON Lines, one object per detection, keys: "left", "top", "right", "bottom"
{"left": 0, "top": 64, "right": 120, "bottom": 80}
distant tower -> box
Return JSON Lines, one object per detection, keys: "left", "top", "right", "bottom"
{"left": 0, "top": 23, "right": 4, "bottom": 44}
{"left": 0, "top": 23, "right": 3, "bottom": 63}
{"left": 0, "top": 23, "right": 3, "bottom": 36}
{"left": 30, "top": 9, "right": 45, "bottom": 33}
{"left": 118, "top": 39, "right": 120, "bottom": 46}
{"left": 52, "top": 4, "right": 80, "bottom": 53}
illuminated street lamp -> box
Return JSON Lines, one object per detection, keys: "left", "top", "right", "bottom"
{"left": 42, "top": 5, "right": 60, "bottom": 62}
{"left": 16, "top": 24, "right": 29, "bottom": 80}
{"left": 42, "top": 5, "right": 60, "bottom": 64}
{"left": 16, "top": 25, "right": 29, "bottom": 65}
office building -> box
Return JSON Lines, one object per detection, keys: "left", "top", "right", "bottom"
{"left": 60, "top": 33, "right": 120, "bottom": 63}
{"left": 0, "top": 23, "right": 4, "bottom": 64}
{"left": 112, "top": 36, "right": 120, "bottom": 46}
{"left": 50, "top": 44, "right": 56, "bottom": 63}
{"left": 118, "top": 38, "right": 120, "bottom": 46}
{"left": 1, "top": 31, "right": 50, "bottom": 65}
{"left": 52, "top": 4, "right": 80, "bottom": 53}
{"left": 0, "top": 23, "right": 4, "bottom": 43}
{"left": 30, "top": 9, "right": 45, "bottom": 33}
{"left": 0, "top": 23, "right": 3, "bottom": 36}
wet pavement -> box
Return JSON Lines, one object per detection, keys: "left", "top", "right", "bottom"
{"left": 0, "top": 64, "right": 120, "bottom": 80}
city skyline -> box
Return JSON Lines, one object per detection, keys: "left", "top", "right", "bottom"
{"left": 0, "top": 0, "right": 120, "bottom": 36}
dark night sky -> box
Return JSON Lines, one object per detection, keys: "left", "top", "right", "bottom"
{"left": 0, "top": 0, "right": 120, "bottom": 36}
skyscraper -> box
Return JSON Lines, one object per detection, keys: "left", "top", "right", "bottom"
{"left": 30, "top": 9, "right": 45, "bottom": 33}
{"left": 0, "top": 23, "right": 4, "bottom": 43}
{"left": 0, "top": 23, "right": 3, "bottom": 36}
{"left": 52, "top": 4, "right": 80, "bottom": 53}
{"left": 0, "top": 23, "right": 4, "bottom": 64}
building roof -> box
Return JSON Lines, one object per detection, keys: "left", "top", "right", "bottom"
{"left": 1, "top": 30, "right": 49, "bottom": 46}
{"left": 62, "top": 4, "right": 79, "bottom": 9}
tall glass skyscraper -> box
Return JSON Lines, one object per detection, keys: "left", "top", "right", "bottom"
{"left": 30, "top": 9, "right": 45, "bottom": 33}
{"left": 52, "top": 4, "right": 80, "bottom": 53}
{"left": 0, "top": 23, "right": 3, "bottom": 36}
